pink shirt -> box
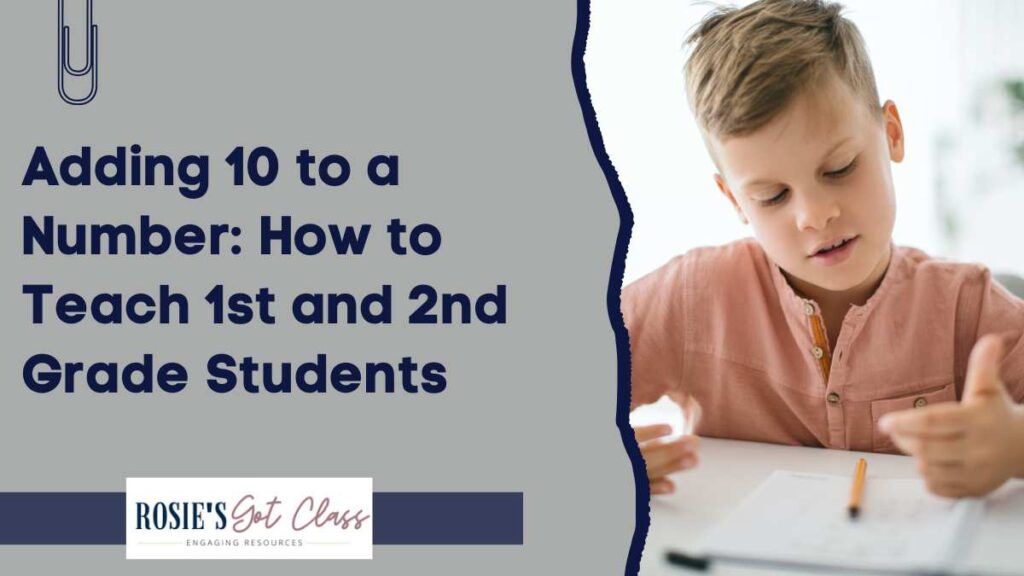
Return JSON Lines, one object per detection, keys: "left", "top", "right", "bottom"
{"left": 622, "top": 239, "right": 1024, "bottom": 453}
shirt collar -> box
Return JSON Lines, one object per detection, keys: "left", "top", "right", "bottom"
{"left": 767, "top": 241, "right": 907, "bottom": 321}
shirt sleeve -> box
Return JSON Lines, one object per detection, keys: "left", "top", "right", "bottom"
{"left": 961, "top": 270, "right": 1024, "bottom": 403}
{"left": 621, "top": 256, "right": 687, "bottom": 411}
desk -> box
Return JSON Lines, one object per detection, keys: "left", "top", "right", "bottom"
{"left": 641, "top": 438, "right": 1024, "bottom": 575}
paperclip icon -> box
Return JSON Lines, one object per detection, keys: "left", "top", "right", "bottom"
{"left": 57, "top": 0, "right": 99, "bottom": 105}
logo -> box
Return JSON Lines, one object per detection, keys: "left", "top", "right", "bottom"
{"left": 126, "top": 478, "right": 373, "bottom": 559}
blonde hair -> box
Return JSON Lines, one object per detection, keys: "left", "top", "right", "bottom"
{"left": 684, "top": 0, "right": 881, "bottom": 138}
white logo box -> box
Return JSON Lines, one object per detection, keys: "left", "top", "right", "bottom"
{"left": 126, "top": 477, "right": 373, "bottom": 559}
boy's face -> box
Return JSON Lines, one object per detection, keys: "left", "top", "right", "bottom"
{"left": 710, "top": 76, "right": 904, "bottom": 298}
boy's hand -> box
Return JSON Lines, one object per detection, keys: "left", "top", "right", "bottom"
{"left": 634, "top": 424, "right": 700, "bottom": 495}
{"left": 880, "top": 334, "right": 1024, "bottom": 498}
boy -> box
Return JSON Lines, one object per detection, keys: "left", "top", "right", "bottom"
{"left": 624, "top": 0, "right": 1024, "bottom": 498}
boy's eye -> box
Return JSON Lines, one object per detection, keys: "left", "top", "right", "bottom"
{"left": 825, "top": 158, "right": 858, "bottom": 178}
{"left": 759, "top": 188, "right": 789, "bottom": 207}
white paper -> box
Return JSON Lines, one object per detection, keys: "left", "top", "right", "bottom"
{"left": 699, "top": 471, "right": 983, "bottom": 574}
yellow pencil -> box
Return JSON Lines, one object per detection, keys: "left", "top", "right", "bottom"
{"left": 848, "top": 458, "right": 867, "bottom": 519}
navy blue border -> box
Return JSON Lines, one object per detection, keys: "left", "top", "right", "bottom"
{"left": 570, "top": 2, "right": 646, "bottom": 575}
{"left": 0, "top": 492, "right": 523, "bottom": 545}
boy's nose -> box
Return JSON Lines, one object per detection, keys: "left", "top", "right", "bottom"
{"left": 795, "top": 192, "right": 840, "bottom": 231}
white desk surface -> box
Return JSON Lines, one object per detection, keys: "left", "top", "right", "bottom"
{"left": 641, "top": 438, "right": 1024, "bottom": 576}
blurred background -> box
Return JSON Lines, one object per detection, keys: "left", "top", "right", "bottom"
{"left": 585, "top": 0, "right": 1024, "bottom": 426}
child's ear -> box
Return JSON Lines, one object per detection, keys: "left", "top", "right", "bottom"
{"left": 714, "top": 174, "right": 748, "bottom": 225}
{"left": 882, "top": 100, "right": 905, "bottom": 163}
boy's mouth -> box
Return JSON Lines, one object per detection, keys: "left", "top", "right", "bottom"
{"left": 809, "top": 235, "right": 858, "bottom": 257}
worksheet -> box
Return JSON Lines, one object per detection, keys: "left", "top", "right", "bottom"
{"left": 699, "top": 471, "right": 983, "bottom": 574}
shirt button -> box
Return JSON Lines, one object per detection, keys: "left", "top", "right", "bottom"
{"left": 914, "top": 397, "right": 928, "bottom": 408}
{"left": 827, "top": 392, "right": 841, "bottom": 405}
{"left": 812, "top": 346, "right": 824, "bottom": 359}
{"left": 803, "top": 302, "right": 815, "bottom": 316}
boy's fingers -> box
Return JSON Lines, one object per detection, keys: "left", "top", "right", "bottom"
{"left": 918, "top": 459, "right": 967, "bottom": 483}
{"left": 634, "top": 424, "right": 673, "bottom": 443}
{"left": 643, "top": 442, "right": 691, "bottom": 473}
{"left": 924, "top": 479, "right": 968, "bottom": 499}
{"left": 879, "top": 404, "right": 970, "bottom": 437}
{"left": 643, "top": 437, "right": 699, "bottom": 475}
{"left": 650, "top": 478, "right": 675, "bottom": 495}
{"left": 890, "top": 433, "right": 966, "bottom": 463}
{"left": 649, "top": 454, "right": 698, "bottom": 480}
{"left": 963, "top": 334, "right": 1009, "bottom": 403}
{"left": 888, "top": 432, "right": 917, "bottom": 457}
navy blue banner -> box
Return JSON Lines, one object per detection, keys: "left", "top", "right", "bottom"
{"left": 0, "top": 492, "right": 523, "bottom": 546}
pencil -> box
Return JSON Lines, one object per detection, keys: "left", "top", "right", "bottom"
{"left": 848, "top": 458, "right": 867, "bottom": 519}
